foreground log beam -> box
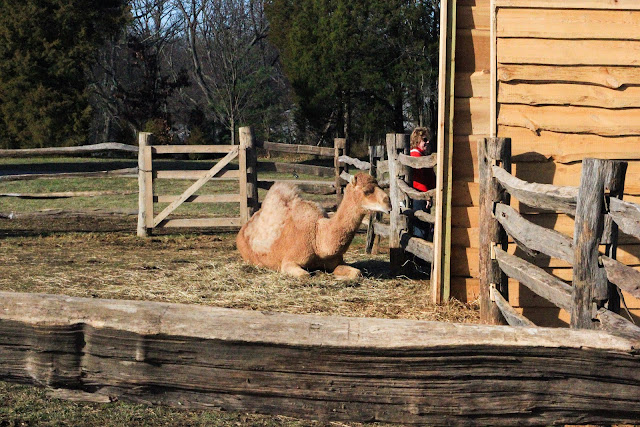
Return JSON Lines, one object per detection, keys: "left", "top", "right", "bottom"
{"left": 1, "top": 292, "right": 640, "bottom": 425}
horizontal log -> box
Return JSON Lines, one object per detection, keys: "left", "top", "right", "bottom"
{"left": 492, "top": 166, "right": 578, "bottom": 214}
{"left": 609, "top": 198, "right": 640, "bottom": 240}
{"left": 339, "top": 171, "right": 353, "bottom": 184}
{"left": 494, "top": 203, "right": 574, "bottom": 263}
{"left": 498, "top": 38, "right": 640, "bottom": 66}
{"left": 397, "top": 153, "right": 437, "bottom": 169}
{"left": 490, "top": 286, "right": 536, "bottom": 327}
{"left": 596, "top": 308, "right": 640, "bottom": 343}
{"left": 401, "top": 208, "right": 436, "bottom": 224}
{"left": 258, "top": 161, "right": 334, "bottom": 178}
{"left": 497, "top": 8, "right": 640, "bottom": 40}
{"left": 259, "top": 141, "right": 334, "bottom": 157}
{"left": 0, "top": 167, "right": 138, "bottom": 182}
{"left": 0, "top": 142, "right": 138, "bottom": 158}
{"left": 494, "top": 246, "right": 573, "bottom": 311}
{"left": 499, "top": 82, "right": 640, "bottom": 109}
{"left": 457, "top": 5, "right": 490, "bottom": 30}
{"left": 0, "top": 209, "right": 137, "bottom": 220}
{"left": 155, "top": 194, "right": 242, "bottom": 204}
{"left": 498, "top": 65, "right": 640, "bottom": 89}
{"left": 152, "top": 145, "right": 236, "bottom": 154}
{"left": 0, "top": 190, "right": 135, "bottom": 199}
{"left": 494, "top": 0, "right": 640, "bottom": 10}
{"left": 376, "top": 160, "right": 389, "bottom": 174}
{"left": 257, "top": 179, "right": 335, "bottom": 195}
{"left": 154, "top": 170, "right": 239, "bottom": 180}
{"left": 397, "top": 179, "right": 436, "bottom": 201}
{"left": 373, "top": 222, "right": 390, "bottom": 238}
{"left": 600, "top": 256, "right": 640, "bottom": 299}
{"left": 454, "top": 97, "right": 491, "bottom": 136}
{"left": 456, "top": 29, "right": 490, "bottom": 72}
{"left": 158, "top": 217, "right": 241, "bottom": 228}
{"left": 498, "top": 105, "right": 640, "bottom": 137}
{"left": 1, "top": 292, "right": 640, "bottom": 424}
{"left": 338, "top": 155, "right": 370, "bottom": 171}
{"left": 400, "top": 232, "right": 434, "bottom": 263}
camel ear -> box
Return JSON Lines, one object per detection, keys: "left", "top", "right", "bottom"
{"left": 349, "top": 174, "right": 356, "bottom": 186}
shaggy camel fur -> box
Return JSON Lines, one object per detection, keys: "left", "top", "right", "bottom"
{"left": 236, "top": 173, "right": 391, "bottom": 278}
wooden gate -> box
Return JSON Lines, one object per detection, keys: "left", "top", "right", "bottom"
{"left": 136, "top": 127, "right": 258, "bottom": 237}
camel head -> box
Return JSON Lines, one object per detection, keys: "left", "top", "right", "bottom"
{"left": 347, "top": 173, "right": 391, "bottom": 214}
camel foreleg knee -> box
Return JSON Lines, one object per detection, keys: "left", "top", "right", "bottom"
{"left": 332, "top": 265, "right": 362, "bottom": 280}
{"left": 280, "top": 260, "right": 310, "bottom": 278}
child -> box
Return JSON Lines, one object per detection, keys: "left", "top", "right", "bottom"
{"left": 409, "top": 127, "right": 436, "bottom": 240}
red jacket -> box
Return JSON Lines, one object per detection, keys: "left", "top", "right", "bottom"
{"left": 410, "top": 148, "right": 436, "bottom": 192}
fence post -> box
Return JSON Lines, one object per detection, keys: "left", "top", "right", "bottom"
{"left": 599, "top": 161, "right": 627, "bottom": 314}
{"left": 366, "top": 144, "right": 385, "bottom": 254}
{"left": 239, "top": 127, "right": 258, "bottom": 225}
{"left": 137, "top": 132, "right": 154, "bottom": 237}
{"left": 572, "top": 158, "right": 608, "bottom": 329}
{"left": 478, "top": 137, "right": 511, "bottom": 324}
{"left": 334, "top": 138, "right": 347, "bottom": 205}
{"left": 387, "top": 133, "right": 410, "bottom": 272}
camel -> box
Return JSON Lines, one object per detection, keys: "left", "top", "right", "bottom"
{"left": 236, "top": 172, "right": 391, "bottom": 279}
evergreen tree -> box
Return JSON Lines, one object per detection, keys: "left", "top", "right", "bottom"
{"left": 0, "top": 0, "right": 128, "bottom": 148}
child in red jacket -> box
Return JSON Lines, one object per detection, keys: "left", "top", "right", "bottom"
{"left": 410, "top": 127, "right": 436, "bottom": 240}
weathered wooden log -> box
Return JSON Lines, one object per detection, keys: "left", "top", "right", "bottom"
{"left": 1, "top": 291, "right": 640, "bottom": 425}
{"left": 600, "top": 255, "right": 640, "bottom": 300}
{"left": 338, "top": 155, "right": 370, "bottom": 171}
{"left": 494, "top": 203, "right": 573, "bottom": 264}
{"left": 259, "top": 141, "right": 335, "bottom": 157}
{"left": 491, "top": 166, "right": 578, "bottom": 214}
{"left": 339, "top": 171, "right": 353, "bottom": 184}
{"left": 400, "top": 232, "right": 434, "bottom": 263}
{"left": 152, "top": 145, "right": 236, "bottom": 154}
{"left": 494, "top": 247, "right": 573, "bottom": 312}
{"left": 397, "top": 179, "right": 436, "bottom": 201}
{"left": 490, "top": 285, "right": 535, "bottom": 327}
{"left": 387, "top": 134, "right": 410, "bottom": 271}
{"left": 137, "top": 133, "right": 154, "bottom": 237}
{"left": 0, "top": 191, "right": 136, "bottom": 199}
{"left": 479, "top": 138, "right": 511, "bottom": 324}
{"left": 0, "top": 209, "right": 138, "bottom": 220}
{"left": 397, "top": 152, "right": 437, "bottom": 169}
{"left": 572, "top": 158, "right": 607, "bottom": 329}
{"left": 0, "top": 142, "right": 138, "bottom": 157}
{"left": 258, "top": 161, "right": 335, "bottom": 178}
{"left": 239, "top": 127, "right": 258, "bottom": 225}
{"left": 596, "top": 307, "right": 640, "bottom": 343}
{"left": 0, "top": 167, "right": 138, "bottom": 182}
{"left": 366, "top": 145, "right": 385, "bottom": 254}
{"left": 257, "top": 180, "right": 335, "bottom": 195}
{"left": 401, "top": 208, "right": 436, "bottom": 224}
{"left": 373, "top": 222, "right": 390, "bottom": 238}
{"left": 609, "top": 198, "right": 640, "bottom": 240}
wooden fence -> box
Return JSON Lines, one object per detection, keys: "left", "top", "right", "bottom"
{"left": 479, "top": 137, "right": 640, "bottom": 341}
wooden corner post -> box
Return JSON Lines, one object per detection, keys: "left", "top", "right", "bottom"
{"left": 239, "top": 127, "right": 258, "bottom": 224}
{"left": 334, "top": 138, "right": 347, "bottom": 205}
{"left": 137, "top": 132, "right": 154, "bottom": 237}
{"left": 571, "top": 158, "right": 608, "bottom": 329}
{"left": 478, "top": 137, "right": 511, "bottom": 324}
{"left": 387, "top": 133, "right": 410, "bottom": 272}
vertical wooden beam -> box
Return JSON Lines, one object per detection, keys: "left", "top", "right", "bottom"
{"left": 387, "top": 134, "right": 410, "bottom": 272}
{"left": 490, "top": 0, "right": 497, "bottom": 137}
{"left": 571, "top": 158, "right": 607, "bottom": 330}
{"left": 600, "top": 161, "right": 627, "bottom": 314}
{"left": 366, "top": 144, "right": 384, "bottom": 255}
{"left": 433, "top": 0, "right": 457, "bottom": 304}
{"left": 239, "top": 127, "right": 258, "bottom": 225}
{"left": 334, "top": 138, "right": 346, "bottom": 205}
{"left": 478, "top": 137, "right": 511, "bottom": 324}
{"left": 137, "top": 132, "right": 154, "bottom": 237}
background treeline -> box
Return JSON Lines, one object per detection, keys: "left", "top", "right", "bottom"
{"left": 0, "top": 0, "right": 439, "bottom": 153}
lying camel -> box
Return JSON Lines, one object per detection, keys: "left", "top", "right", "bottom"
{"left": 236, "top": 172, "right": 391, "bottom": 279}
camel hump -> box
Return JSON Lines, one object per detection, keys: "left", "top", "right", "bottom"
{"left": 244, "top": 183, "right": 301, "bottom": 254}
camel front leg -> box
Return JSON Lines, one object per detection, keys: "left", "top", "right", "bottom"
{"left": 280, "top": 260, "right": 310, "bottom": 278}
{"left": 332, "top": 264, "right": 362, "bottom": 280}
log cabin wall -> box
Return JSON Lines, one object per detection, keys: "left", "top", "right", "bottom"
{"left": 490, "top": 1, "right": 640, "bottom": 326}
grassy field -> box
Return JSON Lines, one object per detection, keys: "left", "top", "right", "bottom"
{"left": 0, "top": 155, "right": 479, "bottom": 426}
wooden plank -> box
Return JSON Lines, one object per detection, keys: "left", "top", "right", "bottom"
{"left": 155, "top": 170, "right": 239, "bottom": 180}
{"left": 397, "top": 153, "right": 437, "bottom": 169}
{"left": 156, "top": 194, "right": 241, "bottom": 204}
{"left": 497, "top": 8, "right": 640, "bottom": 40}
{"left": 494, "top": 0, "right": 640, "bottom": 10}
{"left": 338, "top": 155, "right": 370, "bottom": 171}
{"left": 497, "top": 65, "right": 640, "bottom": 89}
{"left": 596, "top": 308, "right": 640, "bottom": 343}
{"left": 455, "top": 71, "right": 490, "bottom": 98}
{"left": 498, "top": 38, "right": 640, "bottom": 66}
{"left": 610, "top": 198, "right": 640, "bottom": 240}
{"left": 259, "top": 161, "right": 335, "bottom": 178}
{"left": 387, "top": 134, "right": 410, "bottom": 271}
{"left": 498, "top": 105, "right": 640, "bottom": 137}
{"left": 499, "top": 82, "right": 640, "bottom": 109}
{"left": 601, "top": 256, "right": 640, "bottom": 300}
{"left": 2, "top": 292, "right": 640, "bottom": 425}
{"left": 0, "top": 191, "right": 135, "bottom": 199}
{"left": 260, "top": 141, "right": 334, "bottom": 157}
{"left": 151, "top": 145, "right": 236, "bottom": 154}
{"left": 457, "top": 5, "right": 490, "bottom": 30}
{"left": 153, "top": 148, "right": 239, "bottom": 227}
{"left": 490, "top": 285, "right": 536, "bottom": 327}
{"left": 494, "top": 203, "right": 574, "bottom": 264}
{"left": 492, "top": 166, "right": 578, "bottom": 214}
{"left": 1, "top": 209, "right": 137, "bottom": 220}
{"left": 0, "top": 168, "right": 138, "bottom": 182}
{"left": 397, "top": 179, "right": 436, "bottom": 201}
{"left": 454, "top": 97, "right": 491, "bottom": 136}
{"left": 494, "top": 247, "right": 573, "bottom": 312}
{"left": 0, "top": 142, "right": 138, "bottom": 157}
{"left": 490, "top": 0, "right": 497, "bottom": 137}
{"left": 456, "top": 29, "right": 490, "bottom": 72}
{"left": 452, "top": 181, "right": 479, "bottom": 207}
{"left": 160, "top": 217, "right": 241, "bottom": 228}
{"left": 401, "top": 232, "right": 434, "bottom": 263}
